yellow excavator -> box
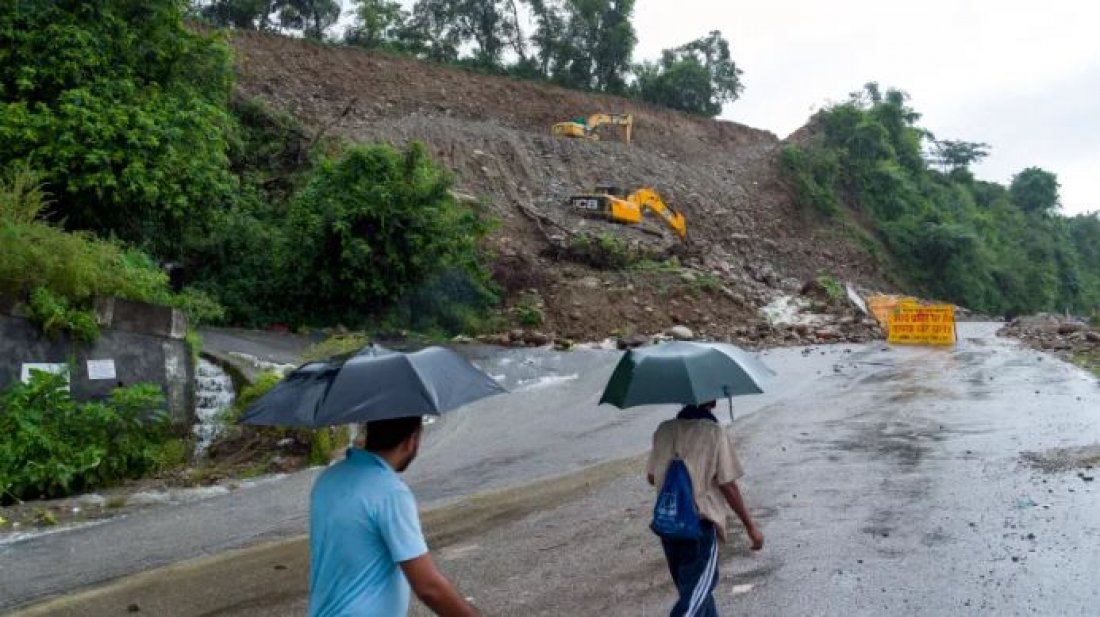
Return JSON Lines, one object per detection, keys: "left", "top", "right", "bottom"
{"left": 551, "top": 113, "right": 633, "bottom": 144}
{"left": 569, "top": 184, "right": 687, "bottom": 240}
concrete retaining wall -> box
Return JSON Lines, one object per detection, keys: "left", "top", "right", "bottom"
{"left": 0, "top": 298, "right": 194, "bottom": 424}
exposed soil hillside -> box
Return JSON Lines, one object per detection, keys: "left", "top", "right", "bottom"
{"left": 229, "top": 32, "right": 890, "bottom": 342}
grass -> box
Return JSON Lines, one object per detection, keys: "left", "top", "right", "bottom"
{"left": 1070, "top": 350, "right": 1100, "bottom": 378}
{"left": 301, "top": 332, "right": 371, "bottom": 362}
{"left": 105, "top": 496, "right": 128, "bottom": 509}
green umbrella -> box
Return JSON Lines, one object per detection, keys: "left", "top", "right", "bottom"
{"left": 599, "top": 342, "right": 774, "bottom": 411}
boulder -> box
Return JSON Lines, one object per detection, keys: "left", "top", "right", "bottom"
{"left": 1058, "top": 323, "right": 1084, "bottom": 335}
{"left": 523, "top": 331, "right": 551, "bottom": 346}
{"left": 668, "top": 325, "right": 695, "bottom": 340}
{"left": 799, "top": 279, "right": 831, "bottom": 301}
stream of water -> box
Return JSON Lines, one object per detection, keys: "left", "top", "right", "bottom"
{"left": 193, "top": 359, "right": 236, "bottom": 457}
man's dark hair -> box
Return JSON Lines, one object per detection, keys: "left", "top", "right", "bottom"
{"left": 365, "top": 416, "right": 423, "bottom": 452}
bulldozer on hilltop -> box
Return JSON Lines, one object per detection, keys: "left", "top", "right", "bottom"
{"left": 569, "top": 184, "right": 687, "bottom": 240}
{"left": 551, "top": 113, "right": 633, "bottom": 144}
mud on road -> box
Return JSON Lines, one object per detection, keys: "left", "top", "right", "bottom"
{"left": 13, "top": 324, "right": 1100, "bottom": 616}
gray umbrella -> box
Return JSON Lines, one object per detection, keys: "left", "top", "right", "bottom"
{"left": 599, "top": 341, "right": 774, "bottom": 410}
{"left": 239, "top": 345, "right": 506, "bottom": 427}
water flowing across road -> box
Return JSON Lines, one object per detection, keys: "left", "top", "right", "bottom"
{"left": 4, "top": 324, "right": 1098, "bottom": 613}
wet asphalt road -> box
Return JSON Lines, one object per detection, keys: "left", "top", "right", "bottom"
{"left": 6, "top": 324, "right": 1100, "bottom": 615}
{"left": 413, "top": 323, "right": 1100, "bottom": 616}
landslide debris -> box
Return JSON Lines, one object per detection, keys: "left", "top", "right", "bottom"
{"left": 999, "top": 315, "right": 1100, "bottom": 374}
{"left": 229, "top": 32, "right": 892, "bottom": 342}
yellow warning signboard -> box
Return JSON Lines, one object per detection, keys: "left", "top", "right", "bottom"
{"left": 868, "top": 295, "right": 917, "bottom": 329}
{"left": 887, "top": 304, "right": 956, "bottom": 346}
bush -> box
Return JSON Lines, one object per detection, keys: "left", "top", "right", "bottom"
{"left": 231, "top": 371, "right": 286, "bottom": 420}
{"left": 0, "top": 161, "right": 49, "bottom": 225}
{"left": 0, "top": 1, "right": 238, "bottom": 257}
{"left": 284, "top": 143, "right": 494, "bottom": 327}
{"left": 28, "top": 287, "right": 100, "bottom": 342}
{"left": 0, "top": 371, "right": 172, "bottom": 503}
{"left": 565, "top": 233, "right": 640, "bottom": 269}
{"left": 0, "top": 162, "right": 225, "bottom": 335}
{"left": 779, "top": 144, "right": 840, "bottom": 216}
{"left": 816, "top": 275, "right": 845, "bottom": 300}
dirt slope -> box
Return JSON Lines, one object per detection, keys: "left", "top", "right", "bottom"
{"left": 230, "top": 32, "right": 886, "bottom": 342}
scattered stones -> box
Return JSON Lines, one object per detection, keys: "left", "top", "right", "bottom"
{"left": 999, "top": 314, "right": 1099, "bottom": 365}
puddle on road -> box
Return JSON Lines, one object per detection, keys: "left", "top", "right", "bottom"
{"left": 1021, "top": 445, "right": 1100, "bottom": 473}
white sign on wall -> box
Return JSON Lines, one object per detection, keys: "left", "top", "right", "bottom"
{"left": 86, "top": 359, "right": 117, "bottom": 381}
{"left": 20, "top": 363, "right": 70, "bottom": 390}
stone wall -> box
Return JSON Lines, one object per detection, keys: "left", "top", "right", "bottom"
{"left": 0, "top": 298, "right": 194, "bottom": 424}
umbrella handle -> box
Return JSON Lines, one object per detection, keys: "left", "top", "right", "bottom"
{"left": 723, "top": 386, "right": 734, "bottom": 424}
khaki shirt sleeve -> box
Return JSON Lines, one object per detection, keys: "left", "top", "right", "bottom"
{"left": 715, "top": 429, "right": 744, "bottom": 485}
{"left": 647, "top": 422, "right": 672, "bottom": 477}
{"left": 646, "top": 425, "right": 663, "bottom": 477}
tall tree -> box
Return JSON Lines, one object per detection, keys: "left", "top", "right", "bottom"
{"left": 1010, "top": 167, "right": 1061, "bottom": 214}
{"left": 196, "top": 0, "right": 271, "bottom": 28}
{"left": 276, "top": 0, "right": 341, "bottom": 39}
{"left": 525, "top": 0, "right": 566, "bottom": 77}
{"left": 555, "top": 0, "right": 636, "bottom": 92}
{"left": 635, "top": 30, "right": 742, "bottom": 116}
{"left": 405, "top": 0, "right": 525, "bottom": 68}
{"left": 407, "top": 0, "right": 463, "bottom": 62}
{"left": 346, "top": 0, "right": 407, "bottom": 49}
{"left": 930, "top": 139, "right": 991, "bottom": 172}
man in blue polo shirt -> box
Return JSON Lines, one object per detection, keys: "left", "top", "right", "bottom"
{"left": 310, "top": 416, "right": 478, "bottom": 617}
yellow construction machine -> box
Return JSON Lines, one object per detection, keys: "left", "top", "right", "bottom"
{"left": 569, "top": 184, "right": 687, "bottom": 240}
{"left": 551, "top": 113, "right": 633, "bottom": 144}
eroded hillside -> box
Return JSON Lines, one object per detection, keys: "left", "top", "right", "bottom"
{"left": 230, "top": 32, "right": 888, "bottom": 342}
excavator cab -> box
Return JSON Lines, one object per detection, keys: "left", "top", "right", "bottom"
{"left": 568, "top": 185, "right": 687, "bottom": 240}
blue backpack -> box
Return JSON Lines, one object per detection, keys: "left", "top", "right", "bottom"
{"left": 651, "top": 458, "right": 702, "bottom": 540}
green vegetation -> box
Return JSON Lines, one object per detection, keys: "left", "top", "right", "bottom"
{"left": 780, "top": 83, "right": 1100, "bottom": 316}
{"left": 1, "top": 1, "right": 237, "bottom": 259}
{"left": 566, "top": 232, "right": 641, "bottom": 269}
{"left": 231, "top": 370, "right": 286, "bottom": 420}
{"left": 817, "top": 275, "right": 845, "bottom": 301}
{"left": 2, "top": 3, "right": 499, "bottom": 338}
{"left": 0, "top": 371, "right": 177, "bottom": 503}
{"left": 634, "top": 31, "right": 743, "bottom": 116}
{"left": 302, "top": 334, "right": 373, "bottom": 363}
{"left": 285, "top": 143, "right": 495, "bottom": 327}
{"left": 27, "top": 288, "right": 100, "bottom": 343}
{"left": 195, "top": 0, "right": 741, "bottom": 118}
{"left": 511, "top": 293, "right": 546, "bottom": 327}
{"left": 779, "top": 145, "right": 841, "bottom": 216}
{"left": 0, "top": 163, "right": 225, "bottom": 337}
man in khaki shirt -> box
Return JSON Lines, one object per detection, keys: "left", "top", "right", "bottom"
{"left": 647, "top": 401, "right": 764, "bottom": 617}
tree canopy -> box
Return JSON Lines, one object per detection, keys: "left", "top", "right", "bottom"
{"left": 634, "top": 30, "right": 743, "bottom": 116}
{"left": 194, "top": 0, "right": 742, "bottom": 117}
{"left": 780, "top": 83, "right": 1099, "bottom": 316}
{"left": 1, "top": 0, "right": 238, "bottom": 257}
{"left": 1010, "top": 167, "right": 1061, "bottom": 214}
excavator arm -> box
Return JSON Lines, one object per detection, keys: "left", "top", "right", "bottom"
{"left": 586, "top": 113, "right": 633, "bottom": 144}
{"left": 629, "top": 188, "right": 687, "bottom": 239}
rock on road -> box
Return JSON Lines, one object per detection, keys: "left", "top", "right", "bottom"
{"left": 7, "top": 324, "right": 1100, "bottom": 616}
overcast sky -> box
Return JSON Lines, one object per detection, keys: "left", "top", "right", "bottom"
{"left": 631, "top": 0, "right": 1099, "bottom": 215}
